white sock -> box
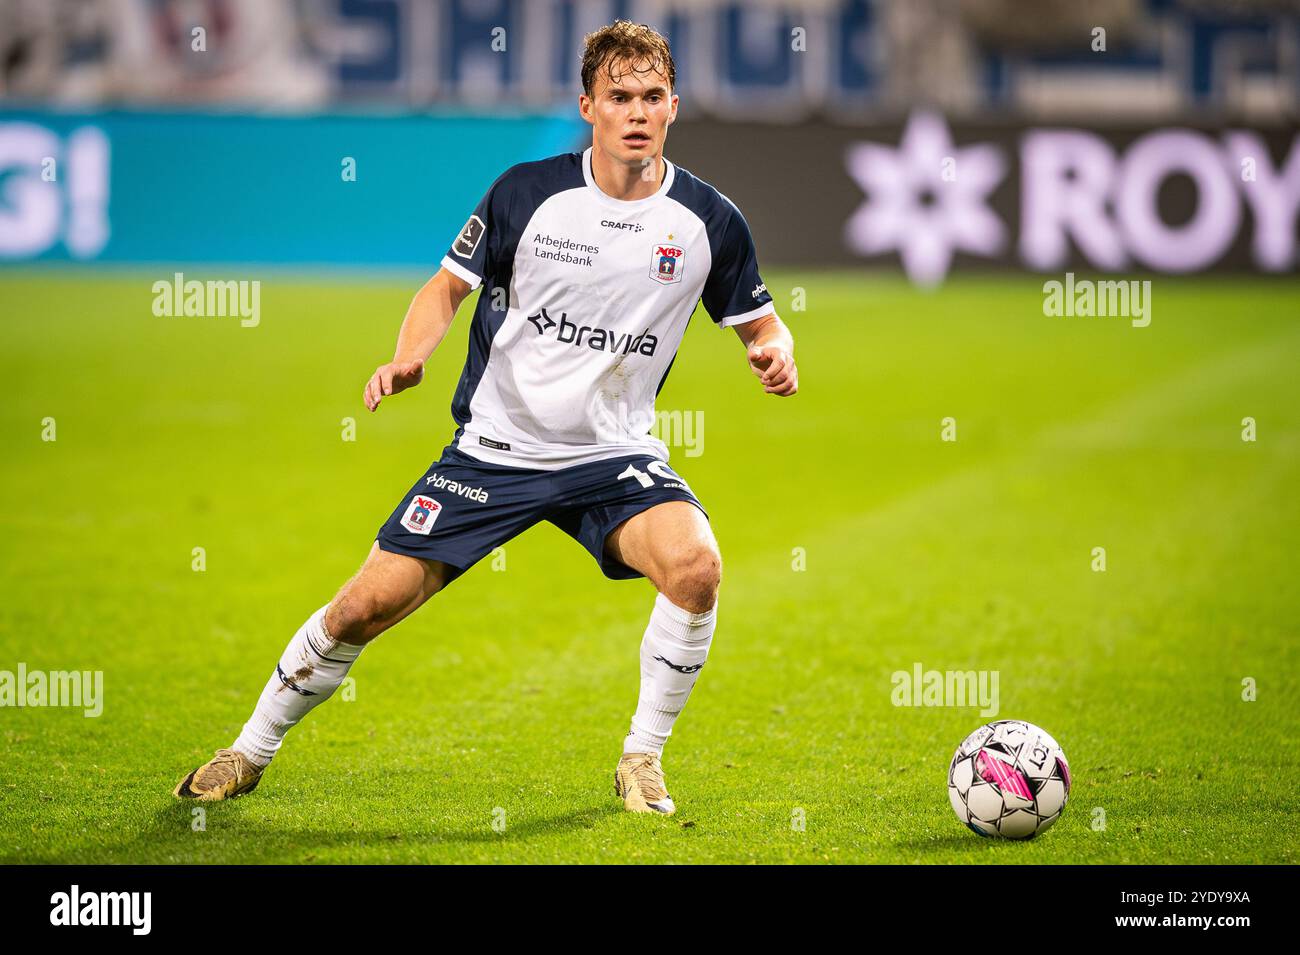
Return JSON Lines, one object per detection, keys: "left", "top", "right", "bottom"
{"left": 624, "top": 593, "right": 717, "bottom": 755}
{"left": 232, "top": 604, "right": 364, "bottom": 768}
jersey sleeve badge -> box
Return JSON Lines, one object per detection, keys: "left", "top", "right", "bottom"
{"left": 453, "top": 215, "right": 486, "bottom": 258}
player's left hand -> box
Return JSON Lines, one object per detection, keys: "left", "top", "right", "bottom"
{"left": 747, "top": 345, "right": 798, "bottom": 396}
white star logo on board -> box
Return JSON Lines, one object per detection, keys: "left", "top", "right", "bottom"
{"left": 844, "top": 112, "right": 1007, "bottom": 286}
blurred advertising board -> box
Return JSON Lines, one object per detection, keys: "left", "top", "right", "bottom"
{"left": 0, "top": 111, "right": 586, "bottom": 267}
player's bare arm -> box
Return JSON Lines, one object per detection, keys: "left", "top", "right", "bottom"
{"left": 364, "top": 266, "right": 472, "bottom": 412}
{"left": 735, "top": 311, "right": 798, "bottom": 396}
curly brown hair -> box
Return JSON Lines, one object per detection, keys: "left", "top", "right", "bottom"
{"left": 580, "top": 20, "right": 676, "bottom": 97}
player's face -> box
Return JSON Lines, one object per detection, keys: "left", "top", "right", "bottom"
{"left": 581, "top": 59, "right": 678, "bottom": 167}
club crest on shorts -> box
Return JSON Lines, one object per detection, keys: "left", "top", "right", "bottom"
{"left": 650, "top": 244, "right": 684, "bottom": 284}
{"left": 400, "top": 495, "right": 442, "bottom": 534}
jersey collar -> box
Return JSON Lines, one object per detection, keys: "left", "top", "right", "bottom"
{"left": 582, "top": 146, "right": 675, "bottom": 211}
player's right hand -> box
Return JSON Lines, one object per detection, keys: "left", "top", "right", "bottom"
{"left": 364, "top": 358, "right": 424, "bottom": 412}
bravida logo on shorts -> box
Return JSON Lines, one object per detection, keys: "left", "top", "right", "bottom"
{"left": 425, "top": 472, "right": 489, "bottom": 503}
{"left": 400, "top": 495, "right": 442, "bottom": 534}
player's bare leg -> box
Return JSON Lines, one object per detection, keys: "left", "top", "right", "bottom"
{"left": 323, "top": 542, "right": 451, "bottom": 645}
{"left": 174, "top": 543, "right": 451, "bottom": 801}
{"left": 605, "top": 500, "right": 721, "bottom": 814}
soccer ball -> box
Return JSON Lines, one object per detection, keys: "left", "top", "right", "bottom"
{"left": 948, "top": 719, "right": 1071, "bottom": 839}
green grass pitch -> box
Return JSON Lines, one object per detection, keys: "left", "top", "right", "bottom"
{"left": 1, "top": 270, "right": 1296, "bottom": 864}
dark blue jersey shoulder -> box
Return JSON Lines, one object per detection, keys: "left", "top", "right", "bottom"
{"left": 446, "top": 153, "right": 583, "bottom": 430}
{"left": 445, "top": 152, "right": 585, "bottom": 288}
{"left": 668, "top": 164, "right": 774, "bottom": 325}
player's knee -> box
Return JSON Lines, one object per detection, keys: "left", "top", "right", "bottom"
{"left": 663, "top": 544, "right": 721, "bottom": 614}
{"left": 326, "top": 587, "right": 401, "bottom": 644}
{"left": 325, "top": 549, "right": 446, "bottom": 644}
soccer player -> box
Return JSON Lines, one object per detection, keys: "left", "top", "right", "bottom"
{"left": 174, "top": 20, "right": 797, "bottom": 815}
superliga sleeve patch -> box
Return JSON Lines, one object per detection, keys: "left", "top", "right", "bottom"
{"left": 453, "top": 215, "right": 486, "bottom": 259}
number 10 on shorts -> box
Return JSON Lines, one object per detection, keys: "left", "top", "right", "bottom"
{"left": 617, "top": 461, "right": 686, "bottom": 490}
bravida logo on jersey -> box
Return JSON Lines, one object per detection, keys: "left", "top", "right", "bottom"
{"left": 400, "top": 495, "right": 442, "bottom": 534}
{"left": 526, "top": 307, "right": 658, "bottom": 356}
{"left": 650, "top": 244, "right": 684, "bottom": 284}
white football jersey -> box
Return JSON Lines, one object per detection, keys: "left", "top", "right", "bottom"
{"left": 438, "top": 146, "right": 774, "bottom": 470}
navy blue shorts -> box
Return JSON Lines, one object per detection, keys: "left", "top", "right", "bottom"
{"left": 375, "top": 445, "right": 706, "bottom": 582}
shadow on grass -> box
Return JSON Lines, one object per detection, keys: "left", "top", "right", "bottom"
{"left": 892, "top": 834, "right": 1047, "bottom": 856}
{"left": 62, "top": 800, "right": 623, "bottom": 863}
